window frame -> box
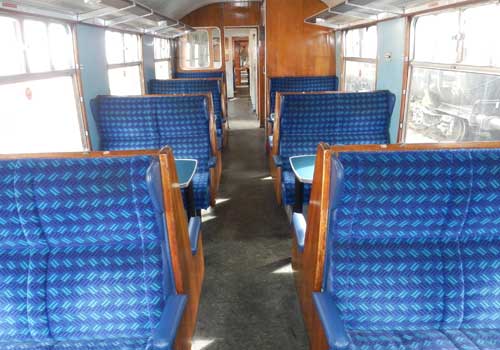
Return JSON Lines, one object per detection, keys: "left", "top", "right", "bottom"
{"left": 0, "top": 12, "right": 90, "bottom": 152}
{"left": 153, "top": 36, "right": 173, "bottom": 79}
{"left": 341, "top": 25, "right": 378, "bottom": 92}
{"left": 400, "top": 3, "right": 500, "bottom": 143}
{"left": 105, "top": 29, "right": 145, "bottom": 95}
{"left": 177, "top": 26, "right": 223, "bottom": 71}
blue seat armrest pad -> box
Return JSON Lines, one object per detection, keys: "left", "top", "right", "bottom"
{"left": 188, "top": 216, "right": 202, "bottom": 255}
{"left": 313, "top": 292, "right": 350, "bottom": 350}
{"left": 208, "top": 156, "right": 217, "bottom": 168}
{"left": 273, "top": 155, "right": 283, "bottom": 167}
{"left": 292, "top": 213, "right": 306, "bottom": 252}
{"left": 150, "top": 294, "right": 188, "bottom": 350}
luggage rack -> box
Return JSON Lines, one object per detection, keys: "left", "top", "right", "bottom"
{"left": 0, "top": 0, "right": 193, "bottom": 38}
{"left": 306, "top": 0, "right": 467, "bottom": 30}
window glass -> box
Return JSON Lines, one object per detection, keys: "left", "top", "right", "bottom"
{"left": 179, "top": 28, "right": 222, "bottom": 70}
{"left": 108, "top": 65, "right": 142, "bottom": 96}
{"left": 105, "top": 30, "right": 124, "bottom": 64}
{"left": 124, "top": 33, "right": 140, "bottom": 63}
{"left": 24, "top": 20, "right": 51, "bottom": 73}
{"left": 462, "top": 4, "right": 500, "bottom": 67}
{"left": 345, "top": 26, "right": 377, "bottom": 59}
{"left": 344, "top": 61, "right": 377, "bottom": 92}
{"left": 405, "top": 3, "right": 500, "bottom": 144}
{"left": 48, "top": 23, "right": 74, "bottom": 70}
{"left": 413, "top": 12, "right": 459, "bottom": 64}
{"left": 0, "top": 76, "right": 84, "bottom": 153}
{"left": 406, "top": 68, "right": 500, "bottom": 142}
{"left": 154, "top": 37, "right": 170, "bottom": 60}
{"left": 155, "top": 61, "right": 171, "bottom": 80}
{"left": 0, "top": 16, "right": 25, "bottom": 76}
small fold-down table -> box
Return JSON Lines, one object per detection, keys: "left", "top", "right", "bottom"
{"left": 175, "top": 159, "right": 198, "bottom": 218}
{"left": 289, "top": 155, "right": 316, "bottom": 213}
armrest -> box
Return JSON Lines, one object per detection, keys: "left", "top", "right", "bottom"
{"left": 268, "top": 113, "right": 275, "bottom": 124}
{"left": 273, "top": 155, "right": 283, "bottom": 168}
{"left": 149, "top": 294, "right": 188, "bottom": 350}
{"left": 292, "top": 213, "right": 306, "bottom": 253}
{"left": 208, "top": 156, "right": 217, "bottom": 168}
{"left": 188, "top": 216, "right": 201, "bottom": 255}
{"left": 313, "top": 292, "right": 350, "bottom": 350}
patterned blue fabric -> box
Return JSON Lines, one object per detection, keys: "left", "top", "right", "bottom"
{"left": 282, "top": 170, "right": 311, "bottom": 206}
{"left": 269, "top": 76, "right": 339, "bottom": 116}
{"left": 92, "top": 95, "right": 214, "bottom": 209}
{"left": 278, "top": 91, "right": 394, "bottom": 205}
{"left": 323, "top": 148, "right": 500, "bottom": 349}
{"left": 148, "top": 79, "right": 224, "bottom": 142}
{"left": 175, "top": 71, "right": 224, "bottom": 79}
{"left": 0, "top": 156, "right": 177, "bottom": 350}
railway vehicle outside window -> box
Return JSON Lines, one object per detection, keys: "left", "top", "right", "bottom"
{"left": 105, "top": 30, "right": 143, "bottom": 96}
{"left": 343, "top": 25, "right": 377, "bottom": 92}
{"left": 404, "top": 3, "right": 500, "bottom": 143}
{"left": 154, "top": 37, "right": 173, "bottom": 79}
{"left": 0, "top": 14, "right": 86, "bottom": 154}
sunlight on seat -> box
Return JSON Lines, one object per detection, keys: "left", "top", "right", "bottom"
{"left": 272, "top": 263, "right": 294, "bottom": 274}
{"left": 191, "top": 338, "right": 216, "bottom": 350}
{"left": 261, "top": 176, "right": 273, "bottom": 181}
{"left": 215, "top": 197, "right": 230, "bottom": 205}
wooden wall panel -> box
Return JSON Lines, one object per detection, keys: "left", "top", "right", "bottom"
{"left": 265, "top": 0, "right": 335, "bottom": 77}
{"left": 181, "top": 2, "right": 261, "bottom": 27}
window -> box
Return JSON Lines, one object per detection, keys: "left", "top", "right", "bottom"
{"left": 178, "top": 27, "right": 222, "bottom": 70}
{"left": 0, "top": 15, "right": 86, "bottom": 154}
{"left": 404, "top": 3, "right": 500, "bottom": 143}
{"left": 154, "top": 37, "right": 172, "bottom": 79}
{"left": 105, "top": 30, "right": 143, "bottom": 95}
{"left": 343, "top": 26, "right": 377, "bottom": 92}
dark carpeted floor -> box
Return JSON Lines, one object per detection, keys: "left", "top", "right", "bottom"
{"left": 191, "top": 97, "right": 309, "bottom": 349}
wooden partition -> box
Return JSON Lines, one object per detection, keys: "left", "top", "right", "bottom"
{"left": 294, "top": 141, "right": 500, "bottom": 350}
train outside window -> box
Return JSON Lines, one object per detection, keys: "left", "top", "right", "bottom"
{"left": 105, "top": 30, "right": 143, "bottom": 96}
{"left": 343, "top": 25, "right": 377, "bottom": 92}
{"left": 405, "top": 2, "right": 500, "bottom": 143}
{"left": 0, "top": 15, "right": 85, "bottom": 154}
{"left": 154, "top": 37, "right": 173, "bottom": 79}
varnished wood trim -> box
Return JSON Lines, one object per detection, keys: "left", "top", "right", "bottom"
{"left": 328, "top": 141, "right": 500, "bottom": 153}
{"left": 0, "top": 149, "right": 159, "bottom": 160}
{"left": 397, "top": 17, "right": 412, "bottom": 143}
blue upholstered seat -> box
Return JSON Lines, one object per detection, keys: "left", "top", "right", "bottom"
{"left": 276, "top": 91, "right": 394, "bottom": 205}
{"left": 268, "top": 75, "right": 339, "bottom": 119}
{"left": 91, "top": 95, "right": 215, "bottom": 209}
{"left": 314, "top": 148, "right": 500, "bottom": 350}
{"left": 148, "top": 79, "right": 225, "bottom": 147}
{"left": 175, "top": 71, "right": 224, "bottom": 79}
{"left": 0, "top": 156, "right": 187, "bottom": 350}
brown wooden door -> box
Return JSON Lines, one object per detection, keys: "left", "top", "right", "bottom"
{"left": 233, "top": 37, "right": 249, "bottom": 87}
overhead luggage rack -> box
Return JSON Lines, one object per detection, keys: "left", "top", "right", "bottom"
{"left": 0, "top": 0, "right": 193, "bottom": 38}
{"left": 306, "top": 0, "right": 468, "bottom": 30}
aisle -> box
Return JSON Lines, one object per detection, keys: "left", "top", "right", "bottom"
{"left": 192, "top": 97, "right": 309, "bottom": 349}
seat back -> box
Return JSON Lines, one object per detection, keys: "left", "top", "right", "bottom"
{"left": 148, "top": 79, "right": 223, "bottom": 131}
{"left": 325, "top": 147, "right": 500, "bottom": 331}
{"left": 92, "top": 94, "right": 213, "bottom": 172}
{"left": 91, "top": 97, "right": 159, "bottom": 150}
{"left": 277, "top": 91, "right": 394, "bottom": 170}
{"left": 269, "top": 76, "right": 339, "bottom": 116}
{"left": 175, "top": 71, "right": 224, "bottom": 79}
{"left": 0, "top": 155, "right": 173, "bottom": 344}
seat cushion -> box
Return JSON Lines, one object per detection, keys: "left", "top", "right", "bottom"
{"left": 52, "top": 337, "right": 149, "bottom": 350}
{"left": 281, "top": 170, "right": 311, "bottom": 206}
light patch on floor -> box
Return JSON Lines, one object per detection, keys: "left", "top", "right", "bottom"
{"left": 272, "top": 263, "right": 294, "bottom": 274}
{"left": 260, "top": 176, "right": 273, "bottom": 181}
{"left": 215, "top": 197, "right": 230, "bottom": 205}
{"left": 191, "top": 338, "right": 216, "bottom": 350}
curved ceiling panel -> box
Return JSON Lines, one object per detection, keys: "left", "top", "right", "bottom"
{"left": 140, "top": 0, "right": 261, "bottom": 20}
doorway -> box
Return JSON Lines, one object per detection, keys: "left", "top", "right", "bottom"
{"left": 224, "top": 28, "right": 258, "bottom": 112}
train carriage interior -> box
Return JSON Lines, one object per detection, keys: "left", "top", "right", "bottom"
{"left": 1, "top": 0, "right": 500, "bottom": 349}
